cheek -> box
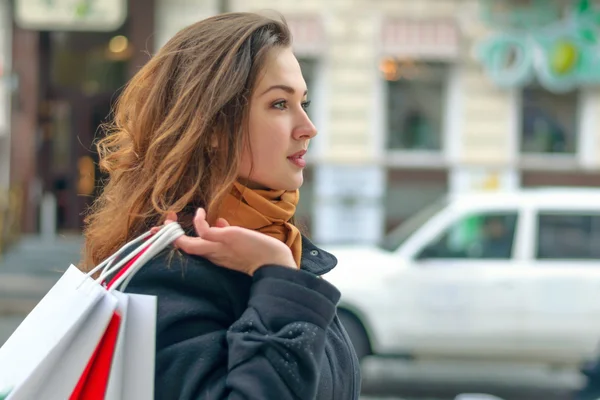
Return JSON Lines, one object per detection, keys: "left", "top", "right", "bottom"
{"left": 250, "top": 120, "right": 287, "bottom": 162}
{"left": 239, "top": 148, "right": 252, "bottom": 175}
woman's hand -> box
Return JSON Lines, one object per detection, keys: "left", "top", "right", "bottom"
{"left": 154, "top": 209, "right": 297, "bottom": 276}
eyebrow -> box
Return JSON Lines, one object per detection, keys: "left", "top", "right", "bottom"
{"left": 260, "top": 84, "right": 308, "bottom": 97}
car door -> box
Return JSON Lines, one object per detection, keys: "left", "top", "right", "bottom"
{"left": 521, "top": 209, "right": 600, "bottom": 364}
{"left": 395, "top": 208, "right": 526, "bottom": 359}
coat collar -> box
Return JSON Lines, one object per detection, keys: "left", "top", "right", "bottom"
{"left": 299, "top": 234, "right": 338, "bottom": 276}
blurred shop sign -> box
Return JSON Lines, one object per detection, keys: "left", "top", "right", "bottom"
{"left": 15, "top": 0, "right": 127, "bottom": 31}
{"left": 475, "top": 0, "right": 600, "bottom": 93}
{"left": 450, "top": 168, "right": 519, "bottom": 195}
{"left": 313, "top": 165, "right": 385, "bottom": 245}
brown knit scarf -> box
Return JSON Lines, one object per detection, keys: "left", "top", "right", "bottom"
{"left": 217, "top": 181, "right": 302, "bottom": 268}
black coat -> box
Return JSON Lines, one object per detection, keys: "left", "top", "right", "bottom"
{"left": 125, "top": 235, "right": 362, "bottom": 400}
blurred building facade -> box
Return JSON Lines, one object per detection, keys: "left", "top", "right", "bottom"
{"left": 5, "top": 0, "right": 600, "bottom": 245}
{"left": 198, "top": 0, "right": 600, "bottom": 245}
{"left": 0, "top": 0, "right": 10, "bottom": 192}
{"left": 6, "top": 0, "right": 154, "bottom": 236}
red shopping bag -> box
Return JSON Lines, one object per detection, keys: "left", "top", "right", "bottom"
{"left": 69, "top": 245, "right": 150, "bottom": 400}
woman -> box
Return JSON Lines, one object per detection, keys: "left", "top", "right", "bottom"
{"left": 82, "top": 11, "right": 361, "bottom": 400}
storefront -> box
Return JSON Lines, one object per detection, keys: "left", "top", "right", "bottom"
{"left": 10, "top": 0, "right": 153, "bottom": 234}
{"left": 456, "top": 0, "right": 600, "bottom": 194}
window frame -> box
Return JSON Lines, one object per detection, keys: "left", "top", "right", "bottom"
{"left": 517, "top": 85, "right": 583, "bottom": 169}
{"left": 377, "top": 61, "right": 460, "bottom": 168}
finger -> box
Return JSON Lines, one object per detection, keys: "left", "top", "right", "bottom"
{"left": 175, "top": 235, "right": 221, "bottom": 255}
{"left": 215, "top": 218, "right": 230, "bottom": 228}
{"left": 193, "top": 208, "right": 211, "bottom": 236}
{"left": 198, "top": 226, "right": 232, "bottom": 243}
{"left": 165, "top": 211, "right": 178, "bottom": 223}
{"left": 150, "top": 227, "right": 160, "bottom": 234}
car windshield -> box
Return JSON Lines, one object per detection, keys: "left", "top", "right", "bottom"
{"left": 379, "top": 197, "right": 448, "bottom": 252}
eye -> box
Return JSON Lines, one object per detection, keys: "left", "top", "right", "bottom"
{"left": 301, "top": 100, "right": 311, "bottom": 110}
{"left": 272, "top": 100, "right": 287, "bottom": 110}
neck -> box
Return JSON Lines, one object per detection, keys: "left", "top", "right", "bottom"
{"left": 237, "top": 178, "right": 268, "bottom": 190}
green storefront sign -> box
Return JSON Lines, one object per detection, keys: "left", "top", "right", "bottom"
{"left": 476, "top": 0, "right": 600, "bottom": 92}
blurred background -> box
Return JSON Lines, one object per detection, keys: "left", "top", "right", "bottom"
{"left": 2, "top": 0, "right": 600, "bottom": 399}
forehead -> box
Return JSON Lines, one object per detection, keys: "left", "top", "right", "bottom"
{"left": 254, "top": 47, "right": 306, "bottom": 91}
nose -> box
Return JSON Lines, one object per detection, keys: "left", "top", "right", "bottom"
{"left": 293, "top": 112, "right": 317, "bottom": 141}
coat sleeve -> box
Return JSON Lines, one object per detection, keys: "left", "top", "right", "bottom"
{"left": 125, "top": 254, "right": 341, "bottom": 400}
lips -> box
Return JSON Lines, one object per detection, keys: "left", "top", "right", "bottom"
{"left": 287, "top": 150, "right": 307, "bottom": 168}
{"left": 288, "top": 150, "right": 307, "bottom": 159}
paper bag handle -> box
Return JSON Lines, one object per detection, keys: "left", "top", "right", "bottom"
{"left": 106, "top": 223, "right": 184, "bottom": 292}
{"left": 86, "top": 223, "right": 184, "bottom": 290}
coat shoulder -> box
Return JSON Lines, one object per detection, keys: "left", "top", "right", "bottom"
{"left": 124, "top": 247, "right": 252, "bottom": 316}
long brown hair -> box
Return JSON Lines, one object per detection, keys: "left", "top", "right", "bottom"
{"left": 81, "top": 12, "right": 292, "bottom": 270}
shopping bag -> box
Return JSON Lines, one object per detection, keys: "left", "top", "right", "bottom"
{"left": 103, "top": 291, "right": 129, "bottom": 400}
{"left": 68, "top": 292, "right": 128, "bottom": 400}
{"left": 0, "top": 266, "right": 118, "bottom": 400}
{"left": 69, "top": 223, "right": 180, "bottom": 400}
{"left": 0, "top": 222, "right": 184, "bottom": 400}
{"left": 113, "top": 292, "right": 157, "bottom": 400}
{"left": 71, "top": 257, "right": 153, "bottom": 400}
{"left": 61, "top": 222, "right": 181, "bottom": 400}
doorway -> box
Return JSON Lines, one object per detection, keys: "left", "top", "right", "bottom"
{"left": 40, "top": 28, "right": 130, "bottom": 233}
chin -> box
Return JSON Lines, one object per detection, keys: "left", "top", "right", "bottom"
{"left": 277, "top": 173, "right": 304, "bottom": 191}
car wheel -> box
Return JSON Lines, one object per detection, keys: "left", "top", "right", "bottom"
{"left": 337, "top": 310, "right": 371, "bottom": 362}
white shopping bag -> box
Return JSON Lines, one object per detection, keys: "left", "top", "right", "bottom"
{"left": 103, "top": 291, "right": 157, "bottom": 400}
{"left": 0, "top": 222, "right": 183, "bottom": 400}
{"left": 0, "top": 265, "right": 118, "bottom": 400}
{"left": 119, "top": 293, "right": 157, "bottom": 400}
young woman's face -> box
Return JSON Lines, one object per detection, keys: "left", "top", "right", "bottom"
{"left": 239, "top": 47, "right": 317, "bottom": 191}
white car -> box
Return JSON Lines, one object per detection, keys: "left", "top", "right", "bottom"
{"left": 324, "top": 188, "right": 600, "bottom": 380}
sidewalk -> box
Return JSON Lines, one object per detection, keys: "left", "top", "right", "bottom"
{"left": 0, "top": 234, "right": 84, "bottom": 315}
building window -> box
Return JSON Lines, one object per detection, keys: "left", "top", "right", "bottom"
{"left": 537, "top": 212, "right": 600, "bottom": 260}
{"left": 386, "top": 61, "right": 448, "bottom": 151}
{"left": 521, "top": 86, "right": 579, "bottom": 154}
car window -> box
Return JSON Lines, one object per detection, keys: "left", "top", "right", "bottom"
{"left": 537, "top": 212, "right": 600, "bottom": 260}
{"left": 417, "top": 212, "right": 518, "bottom": 260}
